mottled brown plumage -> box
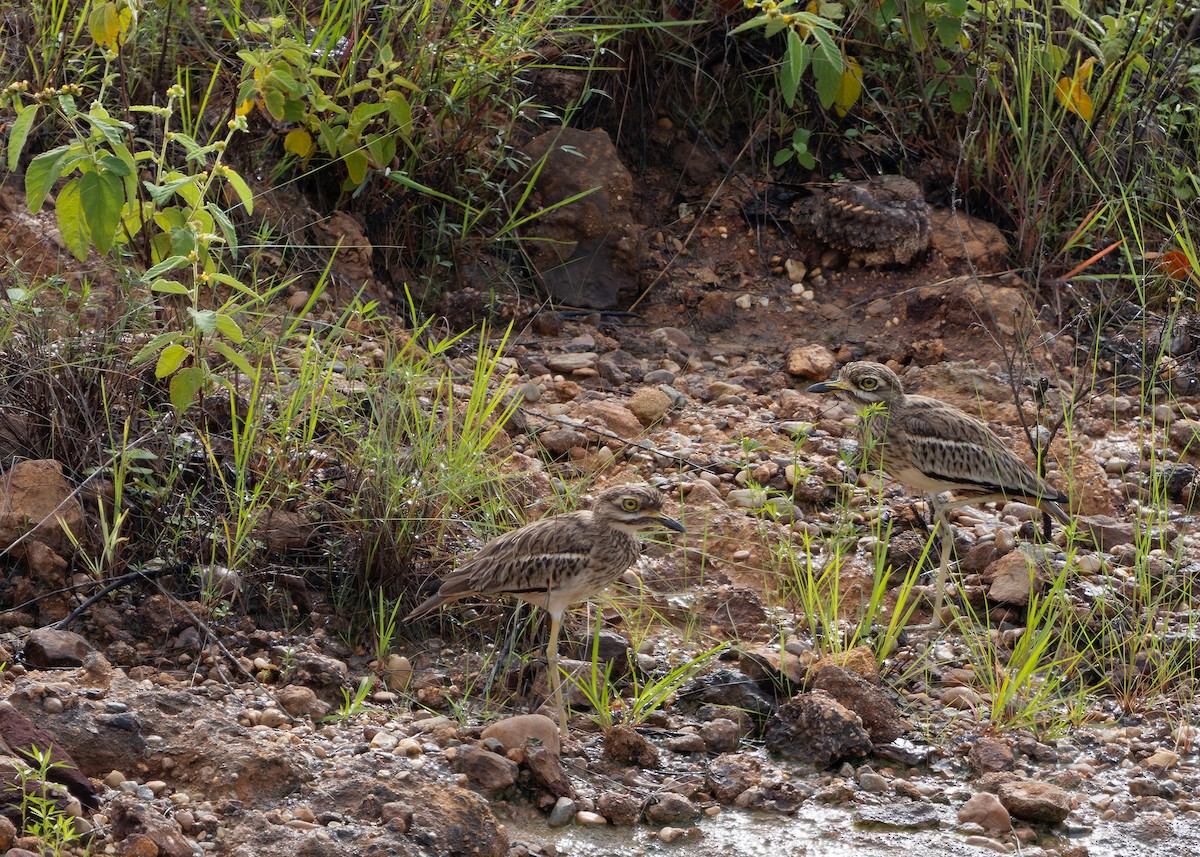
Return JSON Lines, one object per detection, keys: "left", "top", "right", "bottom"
{"left": 405, "top": 484, "right": 685, "bottom": 733}
{"left": 808, "top": 361, "right": 1070, "bottom": 626}
{"left": 790, "top": 175, "right": 931, "bottom": 267}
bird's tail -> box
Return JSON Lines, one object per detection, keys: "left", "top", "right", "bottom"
{"left": 403, "top": 594, "right": 446, "bottom": 622}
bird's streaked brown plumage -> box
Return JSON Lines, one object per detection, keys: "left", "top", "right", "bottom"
{"left": 405, "top": 483, "right": 685, "bottom": 733}
{"left": 808, "top": 361, "right": 1070, "bottom": 626}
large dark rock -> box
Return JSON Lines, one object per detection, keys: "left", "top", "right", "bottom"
{"left": 763, "top": 690, "right": 872, "bottom": 767}
{"left": 678, "top": 668, "right": 776, "bottom": 719}
{"left": 810, "top": 664, "right": 909, "bottom": 744}
{"left": 23, "top": 627, "right": 95, "bottom": 668}
{"left": 519, "top": 128, "right": 644, "bottom": 308}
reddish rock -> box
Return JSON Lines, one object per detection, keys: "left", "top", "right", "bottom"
{"left": 810, "top": 665, "right": 909, "bottom": 744}
{"left": 983, "top": 549, "right": 1047, "bottom": 606}
{"left": 958, "top": 791, "right": 1013, "bottom": 832}
{"left": 787, "top": 344, "right": 837, "bottom": 381}
{"left": 520, "top": 128, "right": 643, "bottom": 309}
{"left": 628, "top": 387, "right": 672, "bottom": 426}
{"left": 452, "top": 746, "right": 519, "bottom": 793}
{"left": 480, "top": 714, "right": 560, "bottom": 757}
{"left": 276, "top": 685, "right": 331, "bottom": 720}
{"left": 595, "top": 791, "right": 641, "bottom": 826}
{"left": 575, "top": 400, "right": 644, "bottom": 440}
{"left": 997, "top": 780, "right": 1072, "bottom": 824}
{"left": 0, "top": 459, "right": 84, "bottom": 556}
{"left": 0, "top": 702, "right": 98, "bottom": 808}
{"left": 524, "top": 745, "right": 574, "bottom": 799}
{"left": 969, "top": 736, "right": 1015, "bottom": 774}
{"left": 23, "top": 627, "right": 95, "bottom": 668}
{"left": 22, "top": 539, "right": 67, "bottom": 584}
{"left": 603, "top": 724, "right": 660, "bottom": 768}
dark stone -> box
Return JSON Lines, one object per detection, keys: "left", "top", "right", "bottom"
{"left": 452, "top": 746, "right": 519, "bottom": 794}
{"left": 856, "top": 801, "right": 944, "bottom": 830}
{"left": 997, "top": 780, "right": 1072, "bottom": 824}
{"left": 763, "top": 690, "right": 872, "bottom": 767}
{"left": 969, "top": 736, "right": 1015, "bottom": 774}
{"left": 524, "top": 746, "right": 574, "bottom": 799}
{"left": 705, "top": 753, "right": 762, "bottom": 802}
{"left": 23, "top": 627, "right": 94, "bottom": 668}
{"left": 644, "top": 793, "right": 698, "bottom": 825}
{"left": 595, "top": 791, "right": 641, "bottom": 826}
{"left": 0, "top": 702, "right": 98, "bottom": 808}
{"left": 109, "top": 794, "right": 194, "bottom": 857}
{"left": 678, "top": 668, "right": 776, "bottom": 719}
{"left": 519, "top": 128, "right": 644, "bottom": 308}
{"left": 602, "top": 724, "right": 659, "bottom": 768}
{"left": 810, "top": 665, "right": 909, "bottom": 743}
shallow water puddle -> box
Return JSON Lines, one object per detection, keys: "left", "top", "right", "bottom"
{"left": 505, "top": 800, "right": 1200, "bottom": 857}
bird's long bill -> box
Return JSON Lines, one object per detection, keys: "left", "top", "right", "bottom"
{"left": 652, "top": 512, "right": 686, "bottom": 533}
{"left": 806, "top": 379, "right": 845, "bottom": 394}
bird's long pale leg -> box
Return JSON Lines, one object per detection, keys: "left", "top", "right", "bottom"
{"left": 545, "top": 610, "right": 566, "bottom": 737}
{"left": 931, "top": 506, "right": 954, "bottom": 626}
{"left": 912, "top": 503, "right": 955, "bottom": 630}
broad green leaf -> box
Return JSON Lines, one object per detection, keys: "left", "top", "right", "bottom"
{"left": 222, "top": 168, "right": 254, "bottom": 215}
{"left": 284, "top": 128, "right": 313, "bottom": 157}
{"left": 811, "top": 29, "right": 843, "bottom": 110}
{"left": 169, "top": 224, "right": 197, "bottom": 256}
{"left": 155, "top": 343, "right": 189, "bottom": 378}
{"left": 144, "top": 254, "right": 189, "bottom": 280}
{"left": 729, "top": 14, "right": 769, "bottom": 36}
{"left": 187, "top": 307, "right": 218, "bottom": 333}
{"left": 947, "top": 0, "right": 967, "bottom": 14}
{"left": 207, "top": 272, "right": 260, "bottom": 299}
{"left": 132, "top": 331, "right": 182, "bottom": 364}
{"left": 56, "top": 178, "right": 90, "bottom": 262}
{"left": 150, "top": 279, "right": 191, "bottom": 295}
{"left": 212, "top": 340, "right": 255, "bottom": 378}
{"left": 263, "top": 89, "right": 286, "bottom": 121}
{"left": 143, "top": 174, "right": 201, "bottom": 207}
{"left": 7, "top": 105, "right": 38, "bottom": 171}
{"left": 385, "top": 91, "right": 412, "bottom": 135}
{"left": 782, "top": 31, "right": 811, "bottom": 109}
{"left": 935, "top": 14, "right": 963, "bottom": 49}
{"left": 214, "top": 312, "right": 244, "bottom": 343}
{"left": 169, "top": 367, "right": 204, "bottom": 411}
{"left": 83, "top": 109, "right": 133, "bottom": 146}
{"left": 97, "top": 153, "right": 131, "bottom": 175}
{"left": 773, "top": 148, "right": 795, "bottom": 167}
{"left": 209, "top": 206, "right": 239, "bottom": 254}
{"left": 365, "top": 133, "right": 396, "bottom": 169}
{"left": 25, "top": 145, "right": 71, "bottom": 212}
{"left": 344, "top": 150, "right": 368, "bottom": 185}
{"left": 79, "top": 169, "right": 123, "bottom": 255}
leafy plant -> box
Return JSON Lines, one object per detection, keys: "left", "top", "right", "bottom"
{"left": 323, "top": 675, "right": 377, "bottom": 725}
{"left": 570, "top": 616, "right": 729, "bottom": 730}
{"left": 4, "top": 745, "right": 84, "bottom": 856}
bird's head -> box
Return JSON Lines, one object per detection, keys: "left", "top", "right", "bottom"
{"left": 593, "top": 485, "right": 685, "bottom": 535}
{"left": 807, "top": 361, "right": 905, "bottom": 407}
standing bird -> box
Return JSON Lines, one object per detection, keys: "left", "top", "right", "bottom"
{"left": 405, "top": 484, "right": 685, "bottom": 734}
{"left": 806, "top": 361, "right": 1070, "bottom": 627}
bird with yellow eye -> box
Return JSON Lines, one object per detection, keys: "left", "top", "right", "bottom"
{"left": 406, "top": 484, "right": 685, "bottom": 735}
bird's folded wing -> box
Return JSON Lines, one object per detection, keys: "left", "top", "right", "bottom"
{"left": 903, "top": 411, "right": 1048, "bottom": 497}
